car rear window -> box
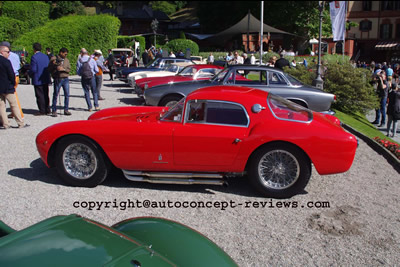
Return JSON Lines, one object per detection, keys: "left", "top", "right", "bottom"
{"left": 267, "top": 94, "right": 312, "bottom": 123}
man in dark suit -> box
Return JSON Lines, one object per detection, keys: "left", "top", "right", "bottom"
{"left": 0, "top": 45, "right": 27, "bottom": 129}
{"left": 29, "top": 42, "right": 51, "bottom": 115}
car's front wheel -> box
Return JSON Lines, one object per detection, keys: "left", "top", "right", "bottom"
{"left": 55, "top": 136, "right": 110, "bottom": 187}
{"left": 248, "top": 143, "right": 311, "bottom": 198}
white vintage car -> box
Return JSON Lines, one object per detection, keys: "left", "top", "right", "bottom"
{"left": 127, "top": 62, "right": 193, "bottom": 87}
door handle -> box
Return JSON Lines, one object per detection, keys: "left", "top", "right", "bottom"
{"left": 234, "top": 138, "right": 242, "bottom": 144}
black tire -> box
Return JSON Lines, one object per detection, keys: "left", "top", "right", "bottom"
{"left": 55, "top": 136, "right": 111, "bottom": 187}
{"left": 26, "top": 75, "right": 30, "bottom": 85}
{"left": 248, "top": 143, "right": 311, "bottom": 198}
{"left": 159, "top": 95, "right": 182, "bottom": 108}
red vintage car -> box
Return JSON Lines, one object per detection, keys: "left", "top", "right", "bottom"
{"left": 134, "top": 64, "right": 224, "bottom": 96}
{"left": 36, "top": 86, "right": 358, "bottom": 198}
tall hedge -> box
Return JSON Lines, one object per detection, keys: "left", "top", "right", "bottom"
{"left": 117, "top": 35, "right": 146, "bottom": 56}
{"left": 133, "top": 36, "right": 146, "bottom": 56}
{"left": 1, "top": 1, "right": 50, "bottom": 30}
{"left": 14, "top": 14, "right": 121, "bottom": 74}
{"left": 0, "top": 17, "right": 27, "bottom": 44}
{"left": 165, "top": 39, "right": 199, "bottom": 55}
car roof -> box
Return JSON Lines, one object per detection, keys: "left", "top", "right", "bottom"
{"left": 191, "top": 64, "right": 224, "bottom": 70}
{"left": 226, "top": 64, "right": 281, "bottom": 72}
{"left": 187, "top": 85, "right": 269, "bottom": 104}
{"left": 112, "top": 48, "right": 134, "bottom": 52}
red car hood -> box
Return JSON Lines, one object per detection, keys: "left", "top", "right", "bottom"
{"left": 88, "top": 106, "right": 167, "bottom": 122}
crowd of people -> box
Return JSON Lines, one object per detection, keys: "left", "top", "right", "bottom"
{"left": 0, "top": 41, "right": 115, "bottom": 129}
{"left": 368, "top": 61, "right": 400, "bottom": 138}
{"left": 0, "top": 40, "right": 399, "bottom": 137}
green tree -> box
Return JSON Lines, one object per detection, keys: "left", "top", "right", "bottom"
{"left": 50, "top": 1, "right": 86, "bottom": 19}
{"left": 150, "top": 1, "right": 176, "bottom": 16}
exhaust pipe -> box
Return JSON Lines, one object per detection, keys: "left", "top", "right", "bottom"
{"left": 122, "top": 170, "right": 226, "bottom": 185}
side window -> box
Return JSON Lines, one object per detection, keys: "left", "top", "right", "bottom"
{"left": 206, "top": 102, "right": 248, "bottom": 126}
{"left": 234, "top": 70, "right": 266, "bottom": 85}
{"left": 197, "top": 69, "right": 216, "bottom": 78}
{"left": 187, "top": 101, "right": 206, "bottom": 123}
{"left": 164, "top": 60, "right": 175, "bottom": 66}
{"left": 268, "top": 72, "right": 287, "bottom": 85}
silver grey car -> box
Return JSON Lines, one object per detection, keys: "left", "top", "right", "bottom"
{"left": 144, "top": 65, "right": 336, "bottom": 114}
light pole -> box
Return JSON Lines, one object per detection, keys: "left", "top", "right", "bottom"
{"left": 151, "top": 19, "right": 159, "bottom": 48}
{"left": 312, "top": 1, "right": 324, "bottom": 89}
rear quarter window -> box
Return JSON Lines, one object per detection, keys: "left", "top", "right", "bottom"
{"left": 267, "top": 94, "right": 312, "bottom": 123}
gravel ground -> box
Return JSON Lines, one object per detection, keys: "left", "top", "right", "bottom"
{"left": 1, "top": 76, "right": 400, "bottom": 266}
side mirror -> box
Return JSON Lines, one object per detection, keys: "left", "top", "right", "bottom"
{"left": 252, "top": 104, "right": 266, "bottom": 113}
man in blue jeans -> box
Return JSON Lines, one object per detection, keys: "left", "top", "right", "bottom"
{"left": 372, "top": 70, "right": 389, "bottom": 127}
{"left": 48, "top": 48, "right": 71, "bottom": 117}
{"left": 76, "top": 48, "right": 99, "bottom": 111}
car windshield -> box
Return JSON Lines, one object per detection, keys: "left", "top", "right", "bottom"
{"left": 160, "top": 98, "right": 185, "bottom": 122}
{"left": 147, "top": 58, "right": 162, "bottom": 68}
{"left": 267, "top": 94, "right": 312, "bottom": 123}
{"left": 179, "top": 66, "right": 196, "bottom": 76}
{"left": 211, "top": 69, "right": 229, "bottom": 83}
{"left": 283, "top": 73, "right": 303, "bottom": 86}
{"left": 165, "top": 64, "right": 180, "bottom": 72}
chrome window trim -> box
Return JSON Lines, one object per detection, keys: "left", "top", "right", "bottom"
{"left": 184, "top": 100, "right": 250, "bottom": 128}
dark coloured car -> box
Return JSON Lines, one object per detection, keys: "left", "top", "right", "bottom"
{"left": 0, "top": 214, "right": 237, "bottom": 266}
{"left": 14, "top": 50, "right": 30, "bottom": 84}
{"left": 116, "top": 57, "right": 195, "bottom": 83}
{"left": 144, "top": 65, "right": 336, "bottom": 113}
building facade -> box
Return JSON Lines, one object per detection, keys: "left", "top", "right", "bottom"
{"left": 347, "top": 1, "right": 400, "bottom": 63}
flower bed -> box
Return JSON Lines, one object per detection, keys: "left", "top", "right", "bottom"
{"left": 374, "top": 137, "right": 400, "bottom": 160}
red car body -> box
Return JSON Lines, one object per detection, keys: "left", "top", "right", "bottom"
{"left": 135, "top": 64, "right": 224, "bottom": 94}
{"left": 36, "top": 86, "right": 357, "bottom": 198}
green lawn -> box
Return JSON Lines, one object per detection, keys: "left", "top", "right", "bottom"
{"left": 334, "top": 110, "right": 399, "bottom": 145}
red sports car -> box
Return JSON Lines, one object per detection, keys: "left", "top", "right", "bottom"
{"left": 36, "top": 86, "right": 357, "bottom": 198}
{"left": 134, "top": 64, "right": 224, "bottom": 96}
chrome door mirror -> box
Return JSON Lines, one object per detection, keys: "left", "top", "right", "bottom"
{"left": 252, "top": 104, "right": 265, "bottom": 113}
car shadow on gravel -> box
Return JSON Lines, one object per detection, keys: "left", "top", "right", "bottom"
{"left": 118, "top": 97, "right": 144, "bottom": 106}
{"left": 8, "top": 159, "right": 64, "bottom": 186}
{"left": 11, "top": 160, "right": 307, "bottom": 198}
{"left": 102, "top": 169, "right": 301, "bottom": 198}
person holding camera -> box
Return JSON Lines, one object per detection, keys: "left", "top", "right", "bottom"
{"left": 48, "top": 47, "right": 71, "bottom": 117}
{"left": 372, "top": 70, "right": 389, "bottom": 127}
{"left": 387, "top": 82, "right": 400, "bottom": 137}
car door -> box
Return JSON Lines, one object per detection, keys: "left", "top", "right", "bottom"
{"left": 173, "top": 100, "right": 249, "bottom": 168}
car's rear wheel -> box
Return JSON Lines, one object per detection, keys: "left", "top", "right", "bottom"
{"left": 55, "top": 136, "right": 110, "bottom": 187}
{"left": 248, "top": 143, "right": 311, "bottom": 198}
{"left": 159, "top": 95, "right": 182, "bottom": 108}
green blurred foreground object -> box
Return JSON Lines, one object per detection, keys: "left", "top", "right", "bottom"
{"left": 0, "top": 215, "right": 237, "bottom": 267}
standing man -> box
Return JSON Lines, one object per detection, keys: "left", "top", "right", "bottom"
{"left": 141, "top": 49, "right": 149, "bottom": 66}
{"left": 29, "top": 42, "right": 51, "bottom": 116}
{"left": 76, "top": 48, "right": 99, "bottom": 111}
{"left": 0, "top": 45, "right": 28, "bottom": 129}
{"left": 0, "top": 41, "right": 24, "bottom": 119}
{"left": 94, "top": 50, "right": 106, "bottom": 100}
{"left": 48, "top": 47, "right": 71, "bottom": 117}
{"left": 105, "top": 49, "right": 115, "bottom": 81}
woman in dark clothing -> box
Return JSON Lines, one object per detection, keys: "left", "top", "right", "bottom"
{"left": 387, "top": 83, "right": 400, "bottom": 137}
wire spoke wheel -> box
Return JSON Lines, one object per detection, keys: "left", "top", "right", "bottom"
{"left": 63, "top": 143, "right": 98, "bottom": 179}
{"left": 249, "top": 143, "right": 311, "bottom": 198}
{"left": 258, "top": 150, "right": 300, "bottom": 189}
{"left": 55, "top": 136, "right": 110, "bottom": 187}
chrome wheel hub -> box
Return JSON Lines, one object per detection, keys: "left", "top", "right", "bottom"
{"left": 258, "top": 150, "right": 300, "bottom": 189}
{"left": 63, "top": 143, "right": 97, "bottom": 179}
